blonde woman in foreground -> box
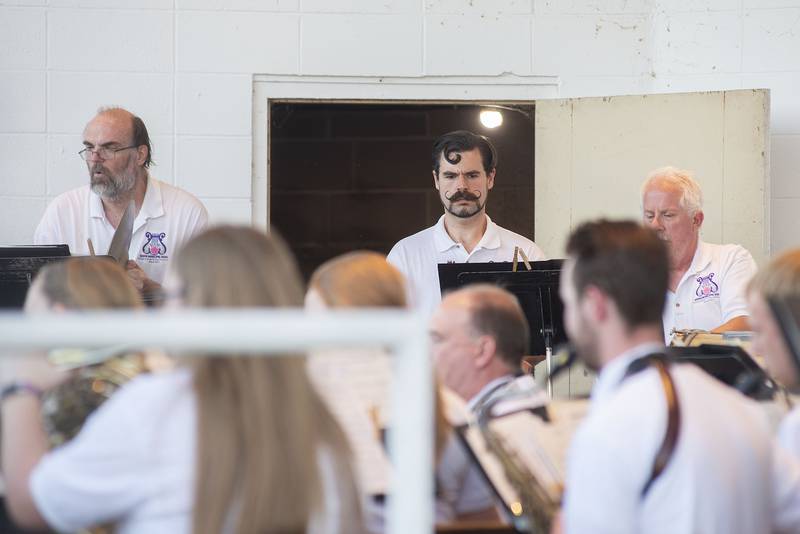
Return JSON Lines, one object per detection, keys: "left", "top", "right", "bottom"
{"left": 2, "top": 226, "right": 363, "bottom": 534}
{"left": 307, "top": 251, "right": 498, "bottom": 530}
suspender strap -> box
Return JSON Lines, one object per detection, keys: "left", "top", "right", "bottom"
{"left": 622, "top": 354, "right": 681, "bottom": 498}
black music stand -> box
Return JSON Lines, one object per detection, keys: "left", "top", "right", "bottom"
{"left": 667, "top": 344, "right": 777, "bottom": 400}
{"left": 0, "top": 245, "right": 71, "bottom": 308}
{"left": 439, "top": 259, "right": 566, "bottom": 397}
{"left": 768, "top": 295, "right": 800, "bottom": 385}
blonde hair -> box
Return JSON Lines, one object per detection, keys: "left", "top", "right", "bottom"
{"left": 37, "top": 257, "right": 142, "bottom": 309}
{"left": 749, "top": 249, "right": 800, "bottom": 299}
{"left": 642, "top": 166, "right": 704, "bottom": 215}
{"left": 309, "top": 251, "right": 406, "bottom": 308}
{"left": 174, "top": 226, "right": 361, "bottom": 534}
{"left": 309, "top": 251, "right": 449, "bottom": 461}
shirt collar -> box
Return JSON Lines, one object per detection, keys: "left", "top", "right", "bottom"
{"left": 136, "top": 175, "right": 164, "bottom": 227}
{"left": 674, "top": 240, "right": 712, "bottom": 291}
{"left": 88, "top": 187, "right": 105, "bottom": 219}
{"left": 87, "top": 175, "right": 164, "bottom": 228}
{"left": 467, "top": 373, "right": 515, "bottom": 412}
{"left": 591, "top": 341, "right": 665, "bottom": 405}
{"left": 432, "top": 214, "right": 500, "bottom": 253}
{"left": 687, "top": 240, "right": 712, "bottom": 276}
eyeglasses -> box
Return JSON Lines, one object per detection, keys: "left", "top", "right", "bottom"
{"left": 78, "top": 145, "right": 138, "bottom": 161}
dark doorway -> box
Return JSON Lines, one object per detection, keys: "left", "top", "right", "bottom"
{"left": 269, "top": 102, "right": 535, "bottom": 280}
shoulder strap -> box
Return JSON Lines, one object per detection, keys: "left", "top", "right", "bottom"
{"left": 622, "top": 354, "right": 681, "bottom": 498}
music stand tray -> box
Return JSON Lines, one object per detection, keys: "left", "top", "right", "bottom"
{"left": 438, "top": 260, "right": 566, "bottom": 356}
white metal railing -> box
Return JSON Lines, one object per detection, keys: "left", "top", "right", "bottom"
{"left": 0, "top": 309, "right": 432, "bottom": 534}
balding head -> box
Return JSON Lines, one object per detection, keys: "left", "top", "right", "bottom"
{"left": 450, "top": 284, "right": 529, "bottom": 368}
{"left": 434, "top": 284, "right": 530, "bottom": 371}
{"left": 430, "top": 284, "right": 529, "bottom": 402}
{"left": 86, "top": 107, "right": 153, "bottom": 169}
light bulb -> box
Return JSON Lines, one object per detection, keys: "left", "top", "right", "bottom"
{"left": 479, "top": 109, "right": 503, "bottom": 129}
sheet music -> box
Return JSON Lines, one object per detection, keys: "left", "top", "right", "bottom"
{"left": 307, "top": 348, "right": 393, "bottom": 495}
{"left": 462, "top": 399, "right": 589, "bottom": 508}
{"left": 463, "top": 424, "right": 523, "bottom": 512}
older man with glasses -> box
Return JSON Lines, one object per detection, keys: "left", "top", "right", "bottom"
{"left": 34, "top": 107, "right": 207, "bottom": 295}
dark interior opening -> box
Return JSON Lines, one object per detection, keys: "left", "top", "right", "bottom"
{"left": 269, "top": 101, "right": 535, "bottom": 280}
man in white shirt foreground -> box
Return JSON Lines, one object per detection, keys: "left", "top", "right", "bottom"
{"left": 34, "top": 107, "right": 207, "bottom": 293}
{"left": 641, "top": 166, "right": 756, "bottom": 341}
{"left": 559, "top": 219, "right": 800, "bottom": 534}
{"left": 388, "top": 130, "right": 546, "bottom": 315}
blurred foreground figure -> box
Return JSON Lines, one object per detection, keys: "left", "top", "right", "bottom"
{"left": 307, "top": 251, "right": 498, "bottom": 528}
{"left": 748, "top": 249, "right": 800, "bottom": 459}
{"left": 2, "top": 226, "right": 363, "bottom": 534}
{"left": 559, "top": 220, "right": 800, "bottom": 534}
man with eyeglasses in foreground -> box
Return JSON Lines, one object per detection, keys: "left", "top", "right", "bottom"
{"left": 34, "top": 107, "right": 207, "bottom": 294}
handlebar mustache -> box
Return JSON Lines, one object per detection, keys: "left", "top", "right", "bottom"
{"left": 445, "top": 190, "right": 482, "bottom": 202}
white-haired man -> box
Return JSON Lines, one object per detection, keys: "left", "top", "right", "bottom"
{"left": 641, "top": 167, "right": 756, "bottom": 341}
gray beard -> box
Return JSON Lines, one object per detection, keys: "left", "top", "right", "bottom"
{"left": 91, "top": 169, "right": 136, "bottom": 200}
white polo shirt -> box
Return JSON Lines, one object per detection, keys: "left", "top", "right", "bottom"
{"left": 564, "top": 342, "right": 800, "bottom": 534}
{"left": 387, "top": 215, "right": 546, "bottom": 316}
{"left": 663, "top": 241, "right": 756, "bottom": 341}
{"left": 34, "top": 177, "right": 208, "bottom": 284}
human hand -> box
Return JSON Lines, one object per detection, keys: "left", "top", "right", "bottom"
{"left": 0, "top": 351, "right": 71, "bottom": 391}
{"left": 125, "top": 260, "right": 147, "bottom": 292}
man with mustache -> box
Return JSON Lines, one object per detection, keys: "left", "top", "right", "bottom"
{"left": 34, "top": 107, "right": 207, "bottom": 294}
{"left": 388, "top": 130, "right": 545, "bottom": 315}
{"left": 641, "top": 167, "right": 756, "bottom": 342}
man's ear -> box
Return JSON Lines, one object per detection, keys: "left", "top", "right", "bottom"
{"left": 581, "top": 285, "right": 609, "bottom": 324}
{"left": 487, "top": 168, "right": 496, "bottom": 190}
{"left": 136, "top": 145, "right": 148, "bottom": 167}
{"left": 433, "top": 170, "right": 440, "bottom": 191}
{"left": 473, "top": 335, "right": 497, "bottom": 370}
{"left": 693, "top": 210, "right": 704, "bottom": 230}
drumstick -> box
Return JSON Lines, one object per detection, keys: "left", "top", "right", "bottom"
{"left": 87, "top": 238, "right": 96, "bottom": 256}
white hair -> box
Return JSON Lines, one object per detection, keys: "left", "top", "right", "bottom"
{"left": 641, "top": 166, "right": 703, "bottom": 215}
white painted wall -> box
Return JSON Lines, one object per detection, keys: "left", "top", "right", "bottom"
{"left": 536, "top": 89, "right": 770, "bottom": 263}
{"left": 1, "top": 0, "right": 799, "bottom": 256}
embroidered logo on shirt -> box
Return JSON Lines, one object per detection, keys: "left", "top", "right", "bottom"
{"left": 139, "top": 232, "right": 168, "bottom": 263}
{"left": 694, "top": 273, "right": 719, "bottom": 301}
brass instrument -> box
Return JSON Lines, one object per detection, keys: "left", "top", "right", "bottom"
{"left": 474, "top": 383, "right": 562, "bottom": 533}
{"left": 669, "top": 328, "right": 753, "bottom": 351}
{"left": 39, "top": 351, "right": 154, "bottom": 534}
{"left": 41, "top": 353, "right": 146, "bottom": 448}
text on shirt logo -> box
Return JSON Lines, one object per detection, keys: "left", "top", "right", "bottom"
{"left": 694, "top": 272, "right": 719, "bottom": 301}
{"left": 139, "top": 232, "right": 168, "bottom": 263}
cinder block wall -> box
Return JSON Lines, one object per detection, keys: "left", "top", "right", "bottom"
{"left": 1, "top": 0, "right": 799, "bottom": 254}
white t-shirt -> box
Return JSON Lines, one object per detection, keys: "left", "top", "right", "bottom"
{"left": 30, "top": 368, "right": 348, "bottom": 534}
{"left": 564, "top": 343, "right": 800, "bottom": 534}
{"left": 33, "top": 177, "right": 208, "bottom": 284}
{"left": 663, "top": 241, "right": 757, "bottom": 342}
{"left": 387, "top": 215, "right": 546, "bottom": 316}
{"left": 779, "top": 406, "right": 800, "bottom": 460}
